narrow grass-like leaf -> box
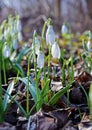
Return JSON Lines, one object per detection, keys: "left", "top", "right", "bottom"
{"left": 49, "top": 83, "right": 72, "bottom": 105}
{"left": 16, "top": 47, "right": 31, "bottom": 63}
{"left": 18, "top": 77, "right": 40, "bottom": 103}
{"left": 2, "top": 88, "right": 27, "bottom": 117}
{"left": 3, "top": 80, "right": 14, "bottom": 111}
{"left": 13, "top": 62, "right": 25, "bottom": 77}
{"left": 80, "top": 84, "right": 89, "bottom": 108}
{"left": 0, "top": 97, "right": 4, "bottom": 117}
{"left": 89, "top": 84, "right": 92, "bottom": 118}
{"left": 0, "top": 40, "right": 4, "bottom": 122}
{"left": 29, "top": 76, "right": 36, "bottom": 87}
{"left": 41, "top": 78, "right": 50, "bottom": 102}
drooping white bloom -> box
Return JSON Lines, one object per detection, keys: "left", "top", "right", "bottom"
{"left": 13, "top": 39, "right": 18, "bottom": 50}
{"left": 37, "top": 51, "right": 44, "bottom": 68}
{"left": 87, "top": 40, "right": 91, "bottom": 51}
{"left": 11, "top": 26, "right": 15, "bottom": 36}
{"left": 51, "top": 42, "right": 60, "bottom": 59}
{"left": 61, "top": 24, "right": 68, "bottom": 34}
{"left": 3, "top": 45, "right": 11, "bottom": 58}
{"left": 10, "top": 51, "right": 16, "bottom": 61}
{"left": 18, "top": 31, "right": 23, "bottom": 42}
{"left": 32, "top": 36, "right": 40, "bottom": 55}
{"left": 3, "top": 29, "right": 9, "bottom": 39}
{"left": 17, "top": 19, "right": 22, "bottom": 32}
{"left": 46, "top": 25, "right": 55, "bottom": 46}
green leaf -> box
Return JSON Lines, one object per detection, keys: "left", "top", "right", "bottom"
{"left": 13, "top": 62, "right": 25, "bottom": 77}
{"left": 2, "top": 88, "right": 27, "bottom": 117}
{"left": 49, "top": 83, "right": 72, "bottom": 105}
{"left": 0, "top": 97, "right": 4, "bottom": 115}
{"left": 41, "top": 78, "right": 50, "bottom": 102}
{"left": 29, "top": 76, "right": 36, "bottom": 87}
{"left": 3, "top": 80, "right": 14, "bottom": 111}
{"left": 89, "top": 84, "right": 92, "bottom": 116}
{"left": 0, "top": 42, "right": 4, "bottom": 118}
{"left": 18, "top": 77, "right": 40, "bottom": 104}
{"left": 16, "top": 47, "right": 31, "bottom": 63}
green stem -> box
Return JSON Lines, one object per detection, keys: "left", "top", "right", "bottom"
{"left": 70, "top": 56, "right": 74, "bottom": 82}
{"left": 33, "top": 31, "right": 39, "bottom": 111}
{"left": 26, "top": 57, "right": 30, "bottom": 114}
{"left": 26, "top": 51, "right": 33, "bottom": 114}
{"left": 41, "top": 21, "right": 47, "bottom": 81}
{"left": 48, "top": 45, "right": 51, "bottom": 79}
{"left": 62, "top": 60, "right": 66, "bottom": 85}
{"left": 2, "top": 58, "right": 7, "bottom": 84}
{"left": 0, "top": 48, "right": 4, "bottom": 123}
{"left": 41, "top": 21, "right": 47, "bottom": 44}
{"left": 0, "top": 58, "right": 2, "bottom": 105}
{"left": 67, "top": 90, "right": 70, "bottom": 107}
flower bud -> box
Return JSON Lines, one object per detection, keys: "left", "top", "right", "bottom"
{"left": 51, "top": 42, "right": 60, "bottom": 59}
{"left": 87, "top": 40, "right": 91, "bottom": 51}
{"left": 11, "top": 26, "right": 15, "bottom": 36}
{"left": 17, "top": 19, "right": 22, "bottom": 32}
{"left": 18, "top": 31, "right": 23, "bottom": 42}
{"left": 3, "top": 29, "right": 9, "bottom": 39}
{"left": 32, "top": 36, "right": 40, "bottom": 55}
{"left": 3, "top": 44, "right": 11, "bottom": 58}
{"left": 46, "top": 25, "right": 55, "bottom": 46}
{"left": 61, "top": 24, "right": 68, "bottom": 34}
{"left": 10, "top": 51, "right": 16, "bottom": 62}
{"left": 37, "top": 51, "right": 44, "bottom": 68}
{"left": 13, "top": 39, "right": 18, "bottom": 50}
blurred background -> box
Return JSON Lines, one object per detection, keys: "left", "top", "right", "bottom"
{"left": 0, "top": 0, "right": 92, "bottom": 39}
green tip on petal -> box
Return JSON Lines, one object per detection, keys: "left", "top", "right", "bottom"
{"left": 33, "top": 30, "right": 38, "bottom": 37}
{"left": 47, "top": 18, "right": 53, "bottom": 26}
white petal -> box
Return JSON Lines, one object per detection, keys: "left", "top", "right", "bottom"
{"left": 17, "top": 20, "right": 22, "bottom": 32}
{"left": 3, "top": 29, "right": 8, "bottom": 39}
{"left": 87, "top": 40, "right": 91, "bottom": 51}
{"left": 61, "top": 24, "right": 68, "bottom": 34}
{"left": 13, "top": 39, "right": 18, "bottom": 50}
{"left": 18, "top": 32, "right": 23, "bottom": 41}
{"left": 10, "top": 51, "right": 16, "bottom": 61}
{"left": 46, "top": 25, "right": 55, "bottom": 45}
{"left": 51, "top": 42, "right": 60, "bottom": 59}
{"left": 3, "top": 45, "right": 11, "bottom": 58}
{"left": 32, "top": 37, "right": 40, "bottom": 55}
{"left": 37, "top": 51, "right": 44, "bottom": 68}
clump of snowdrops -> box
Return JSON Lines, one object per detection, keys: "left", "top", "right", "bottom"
{"left": 14, "top": 18, "right": 74, "bottom": 118}
{"left": 0, "top": 16, "right": 74, "bottom": 121}
{"left": 82, "top": 31, "right": 92, "bottom": 74}
{"left": 0, "top": 15, "right": 25, "bottom": 84}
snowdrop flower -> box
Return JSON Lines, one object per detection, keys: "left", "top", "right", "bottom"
{"left": 18, "top": 31, "right": 23, "bottom": 41}
{"left": 10, "top": 51, "right": 16, "bottom": 62}
{"left": 11, "top": 26, "right": 15, "bottom": 36}
{"left": 51, "top": 42, "right": 60, "bottom": 59}
{"left": 13, "top": 39, "right": 18, "bottom": 50}
{"left": 17, "top": 19, "right": 22, "bottom": 32}
{"left": 3, "top": 29, "right": 9, "bottom": 39}
{"left": 37, "top": 51, "right": 44, "bottom": 68}
{"left": 8, "top": 16, "right": 14, "bottom": 25}
{"left": 32, "top": 36, "right": 40, "bottom": 55}
{"left": 46, "top": 25, "right": 55, "bottom": 46}
{"left": 3, "top": 44, "right": 11, "bottom": 58}
{"left": 87, "top": 40, "right": 91, "bottom": 51}
{"left": 61, "top": 24, "right": 68, "bottom": 34}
